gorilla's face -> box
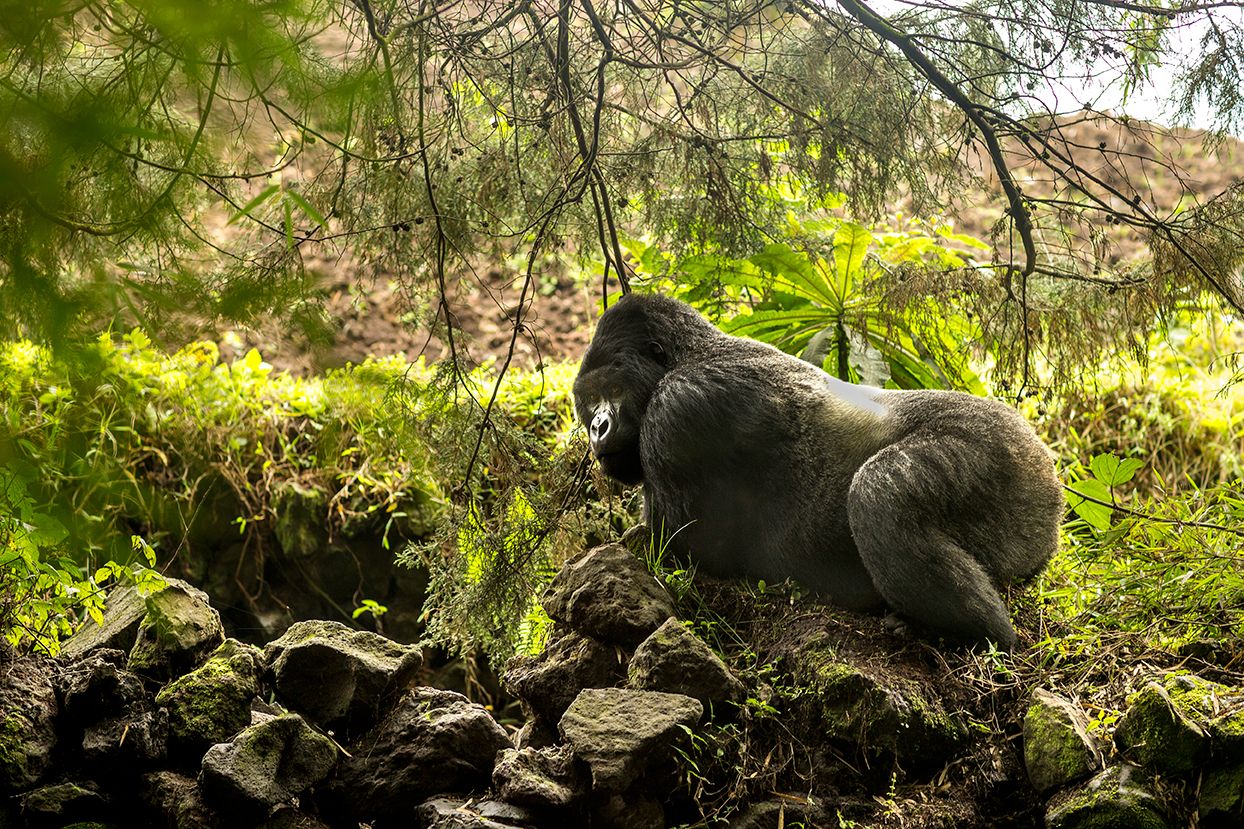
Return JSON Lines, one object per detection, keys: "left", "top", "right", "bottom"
{"left": 573, "top": 298, "right": 671, "bottom": 486}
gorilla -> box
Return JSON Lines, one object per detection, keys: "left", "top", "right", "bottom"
{"left": 573, "top": 294, "right": 1064, "bottom": 649}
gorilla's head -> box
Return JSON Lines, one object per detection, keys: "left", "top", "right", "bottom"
{"left": 573, "top": 294, "right": 717, "bottom": 485}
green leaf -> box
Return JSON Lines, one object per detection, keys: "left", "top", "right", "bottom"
{"left": 285, "top": 189, "right": 327, "bottom": 228}
{"left": 748, "top": 244, "right": 835, "bottom": 307}
{"left": 30, "top": 513, "right": 68, "bottom": 547}
{"left": 1090, "top": 454, "right": 1144, "bottom": 488}
{"left": 830, "top": 222, "right": 872, "bottom": 297}
{"left": 1066, "top": 478, "right": 1114, "bottom": 530}
{"left": 227, "top": 184, "right": 279, "bottom": 225}
{"left": 723, "top": 308, "right": 826, "bottom": 344}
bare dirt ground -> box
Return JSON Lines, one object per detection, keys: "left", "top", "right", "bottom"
{"left": 218, "top": 118, "right": 1241, "bottom": 374}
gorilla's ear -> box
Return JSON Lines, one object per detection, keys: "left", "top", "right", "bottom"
{"left": 648, "top": 340, "right": 668, "bottom": 365}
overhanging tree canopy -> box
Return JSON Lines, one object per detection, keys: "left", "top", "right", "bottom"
{"left": 2, "top": 0, "right": 1242, "bottom": 379}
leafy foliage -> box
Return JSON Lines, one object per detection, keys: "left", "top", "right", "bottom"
{"left": 1037, "top": 464, "right": 1244, "bottom": 662}
{"left": 1035, "top": 317, "right": 1244, "bottom": 492}
{"left": 0, "top": 332, "right": 443, "bottom": 568}
{"left": 3, "top": 0, "right": 1243, "bottom": 396}
{"left": 0, "top": 332, "right": 594, "bottom": 655}
{"left": 0, "top": 465, "right": 164, "bottom": 654}
{"left": 628, "top": 213, "right": 989, "bottom": 389}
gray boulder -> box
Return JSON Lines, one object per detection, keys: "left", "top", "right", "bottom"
{"left": 1045, "top": 764, "right": 1168, "bottom": 829}
{"left": 59, "top": 584, "right": 149, "bottom": 660}
{"left": 124, "top": 580, "right": 224, "bottom": 679}
{"left": 141, "top": 771, "right": 217, "bottom": 829}
{"left": 1023, "top": 688, "right": 1102, "bottom": 794}
{"left": 327, "top": 687, "right": 512, "bottom": 822}
{"left": 55, "top": 649, "right": 146, "bottom": 726}
{"left": 82, "top": 707, "right": 168, "bottom": 767}
{"left": 155, "top": 638, "right": 263, "bottom": 756}
{"left": 558, "top": 687, "right": 703, "bottom": 793}
{"left": 627, "top": 618, "right": 744, "bottom": 706}
{"left": 415, "top": 797, "right": 538, "bottom": 829}
{"left": 492, "top": 745, "right": 586, "bottom": 809}
{"left": 199, "top": 714, "right": 337, "bottom": 818}
{"left": 19, "top": 780, "right": 107, "bottom": 826}
{"left": 0, "top": 657, "right": 58, "bottom": 792}
{"left": 263, "top": 619, "right": 422, "bottom": 735}
{"left": 541, "top": 544, "right": 675, "bottom": 646}
{"left": 503, "top": 631, "right": 626, "bottom": 723}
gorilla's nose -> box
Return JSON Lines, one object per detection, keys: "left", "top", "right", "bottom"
{"left": 589, "top": 409, "right": 612, "bottom": 452}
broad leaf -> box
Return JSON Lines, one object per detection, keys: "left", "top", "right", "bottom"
{"left": 1066, "top": 478, "right": 1114, "bottom": 530}
{"left": 830, "top": 222, "right": 872, "bottom": 298}
{"left": 1090, "top": 454, "right": 1144, "bottom": 488}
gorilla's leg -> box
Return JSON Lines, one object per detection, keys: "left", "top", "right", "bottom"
{"left": 847, "top": 442, "right": 1017, "bottom": 649}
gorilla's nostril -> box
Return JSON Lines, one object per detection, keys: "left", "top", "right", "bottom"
{"left": 590, "top": 410, "right": 611, "bottom": 443}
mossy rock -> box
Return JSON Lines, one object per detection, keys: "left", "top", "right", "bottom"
{"left": 273, "top": 482, "right": 329, "bottom": 560}
{"left": 1114, "top": 674, "right": 1227, "bottom": 775}
{"left": 1023, "top": 689, "right": 1102, "bottom": 794}
{"left": 796, "top": 645, "right": 966, "bottom": 778}
{"left": 263, "top": 619, "right": 422, "bottom": 736}
{"left": 0, "top": 658, "right": 58, "bottom": 792}
{"left": 1046, "top": 764, "right": 1169, "bottom": 829}
{"left": 1150, "top": 673, "right": 1244, "bottom": 759}
{"left": 1199, "top": 762, "right": 1244, "bottom": 828}
{"left": 127, "top": 580, "right": 225, "bottom": 680}
{"left": 19, "top": 781, "right": 107, "bottom": 825}
{"left": 200, "top": 714, "right": 338, "bottom": 818}
{"left": 155, "top": 639, "right": 263, "bottom": 756}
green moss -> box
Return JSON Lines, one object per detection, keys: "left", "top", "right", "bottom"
{"left": 1053, "top": 797, "right": 1167, "bottom": 829}
{"left": 799, "top": 646, "right": 963, "bottom": 766}
{"left": 156, "top": 639, "right": 261, "bottom": 748}
{"left": 1114, "top": 682, "right": 1208, "bottom": 775}
{"left": 1047, "top": 766, "right": 1168, "bottom": 829}
{"left": 1212, "top": 711, "right": 1244, "bottom": 738}
{"left": 1024, "top": 695, "right": 1097, "bottom": 793}
{"left": 1159, "top": 673, "right": 1225, "bottom": 720}
{"left": 1200, "top": 763, "right": 1244, "bottom": 820}
{"left": 273, "top": 482, "right": 328, "bottom": 559}
{"left": 0, "top": 713, "right": 28, "bottom": 780}
{"left": 1146, "top": 673, "right": 1244, "bottom": 751}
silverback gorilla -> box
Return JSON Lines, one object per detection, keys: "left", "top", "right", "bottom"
{"left": 573, "top": 294, "right": 1064, "bottom": 649}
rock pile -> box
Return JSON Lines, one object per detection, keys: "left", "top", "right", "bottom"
{"left": 1024, "top": 674, "right": 1244, "bottom": 828}
{"left": 5, "top": 547, "right": 1241, "bottom": 828}
{"left": 0, "top": 549, "right": 745, "bottom": 829}
{"left": 0, "top": 576, "right": 475, "bottom": 829}
{"left": 498, "top": 543, "right": 737, "bottom": 827}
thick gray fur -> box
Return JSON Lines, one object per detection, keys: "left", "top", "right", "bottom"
{"left": 573, "top": 294, "right": 1064, "bottom": 649}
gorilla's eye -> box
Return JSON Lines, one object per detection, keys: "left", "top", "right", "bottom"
{"left": 648, "top": 341, "right": 666, "bottom": 363}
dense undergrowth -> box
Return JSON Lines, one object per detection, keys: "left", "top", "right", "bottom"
{"left": 1, "top": 317, "right": 1242, "bottom": 693}
{"left": 0, "top": 330, "right": 587, "bottom": 654}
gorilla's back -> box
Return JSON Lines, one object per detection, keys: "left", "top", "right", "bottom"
{"left": 639, "top": 335, "right": 894, "bottom": 609}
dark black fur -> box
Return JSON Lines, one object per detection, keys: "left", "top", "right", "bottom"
{"left": 573, "top": 294, "right": 1064, "bottom": 649}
